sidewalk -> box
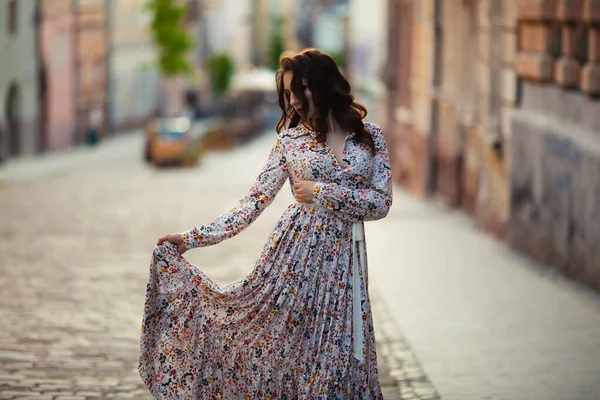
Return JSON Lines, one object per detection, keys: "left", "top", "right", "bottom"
{"left": 366, "top": 187, "right": 600, "bottom": 400}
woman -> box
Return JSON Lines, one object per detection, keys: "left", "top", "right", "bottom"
{"left": 139, "top": 49, "right": 392, "bottom": 399}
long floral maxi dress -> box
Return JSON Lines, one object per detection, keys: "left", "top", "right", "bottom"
{"left": 139, "top": 122, "right": 393, "bottom": 399}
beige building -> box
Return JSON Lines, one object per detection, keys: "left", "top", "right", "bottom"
{"left": 0, "top": 0, "right": 41, "bottom": 160}
{"left": 109, "top": 0, "right": 160, "bottom": 130}
{"left": 347, "top": 0, "right": 386, "bottom": 91}
{"left": 383, "top": 0, "right": 516, "bottom": 239}
{"left": 384, "top": 0, "right": 600, "bottom": 292}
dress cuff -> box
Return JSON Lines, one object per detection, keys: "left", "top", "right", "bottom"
{"left": 312, "top": 182, "right": 326, "bottom": 206}
{"left": 314, "top": 181, "right": 338, "bottom": 210}
{"left": 181, "top": 226, "right": 200, "bottom": 250}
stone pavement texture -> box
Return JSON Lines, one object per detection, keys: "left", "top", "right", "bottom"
{"left": 2, "top": 127, "right": 600, "bottom": 400}
{"left": 0, "top": 130, "right": 402, "bottom": 399}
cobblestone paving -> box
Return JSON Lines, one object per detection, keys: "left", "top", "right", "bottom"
{"left": 0, "top": 131, "right": 404, "bottom": 399}
{"left": 371, "top": 292, "right": 439, "bottom": 400}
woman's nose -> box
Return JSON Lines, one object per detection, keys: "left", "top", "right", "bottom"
{"left": 289, "top": 93, "right": 300, "bottom": 106}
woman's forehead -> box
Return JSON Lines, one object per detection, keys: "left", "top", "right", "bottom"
{"left": 282, "top": 71, "right": 294, "bottom": 89}
{"left": 282, "top": 71, "right": 307, "bottom": 86}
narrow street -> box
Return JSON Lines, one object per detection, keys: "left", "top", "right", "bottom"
{"left": 1, "top": 127, "right": 600, "bottom": 400}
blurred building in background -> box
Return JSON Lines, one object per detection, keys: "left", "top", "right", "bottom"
{"left": 313, "top": 2, "right": 348, "bottom": 66}
{"left": 251, "top": 0, "right": 270, "bottom": 65}
{"left": 0, "top": 0, "right": 41, "bottom": 160}
{"left": 347, "top": 0, "right": 386, "bottom": 91}
{"left": 73, "top": 0, "right": 109, "bottom": 144}
{"left": 39, "top": 0, "right": 76, "bottom": 152}
{"left": 108, "top": 0, "right": 160, "bottom": 132}
{"left": 383, "top": 0, "right": 600, "bottom": 292}
{"left": 511, "top": 0, "right": 600, "bottom": 291}
{"left": 203, "top": 0, "right": 252, "bottom": 68}
{"left": 252, "top": 0, "right": 303, "bottom": 67}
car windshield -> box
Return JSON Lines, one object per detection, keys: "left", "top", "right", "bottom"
{"left": 159, "top": 117, "right": 190, "bottom": 139}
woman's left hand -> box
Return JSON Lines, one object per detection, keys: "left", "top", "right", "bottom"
{"left": 294, "top": 180, "right": 316, "bottom": 204}
{"left": 156, "top": 232, "right": 187, "bottom": 255}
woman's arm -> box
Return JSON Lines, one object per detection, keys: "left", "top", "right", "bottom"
{"left": 311, "top": 123, "right": 392, "bottom": 222}
{"left": 181, "top": 134, "right": 289, "bottom": 250}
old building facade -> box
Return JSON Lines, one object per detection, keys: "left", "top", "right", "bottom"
{"left": 384, "top": 0, "right": 600, "bottom": 291}
{"left": 347, "top": 0, "right": 386, "bottom": 92}
{"left": 39, "top": 0, "right": 75, "bottom": 151}
{"left": 73, "top": 0, "right": 108, "bottom": 144}
{"left": 0, "top": 0, "right": 41, "bottom": 160}
{"left": 109, "top": 0, "right": 159, "bottom": 131}
{"left": 384, "top": 0, "right": 516, "bottom": 236}
{"left": 510, "top": 0, "right": 600, "bottom": 290}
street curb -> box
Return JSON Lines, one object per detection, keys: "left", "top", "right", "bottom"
{"left": 372, "top": 289, "right": 442, "bottom": 400}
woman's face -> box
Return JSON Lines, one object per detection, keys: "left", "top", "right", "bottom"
{"left": 283, "top": 71, "right": 316, "bottom": 122}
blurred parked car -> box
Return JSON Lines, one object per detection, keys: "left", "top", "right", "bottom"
{"left": 144, "top": 117, "right": 204, "bottom": 167}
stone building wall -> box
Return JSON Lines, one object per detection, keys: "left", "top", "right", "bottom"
{"left": 0, "top": 0, "right": 40, "bottom": 159}
{"left": 39, "top": 0, "right": 75, "bottom": 151}
{"left": 511, "top": 0, "right": 600, "bottom": 291}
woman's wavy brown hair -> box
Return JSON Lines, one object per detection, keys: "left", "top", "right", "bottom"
{"left": 275, "top": 48, "right": 375, "bottom": 155}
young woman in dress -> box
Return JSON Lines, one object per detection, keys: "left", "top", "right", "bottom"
{"left": 139, "top": 48, "right": 393, "bottom": 399}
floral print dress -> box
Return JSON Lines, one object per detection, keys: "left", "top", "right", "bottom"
{"left": 139, "top": 122, "right": 393, "bottom": 399}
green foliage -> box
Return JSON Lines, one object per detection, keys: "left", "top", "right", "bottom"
{"left": 269, "top": 16, "right": 285, "bottom": 70}
{"left": 145, "top": 0, "right": 195, "bottom": 77}
{"left": 329, "top": 51, "right": 346, "bottom": 69}
{"left": 206, "top": 52, "right": 235, "bottom": 98}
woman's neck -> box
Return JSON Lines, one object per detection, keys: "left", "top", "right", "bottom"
{"left": 326, "top": 112, "right": 345, "bottom": 136}
{"left": 306, "top": 112, "right": 344, "bottom": 135}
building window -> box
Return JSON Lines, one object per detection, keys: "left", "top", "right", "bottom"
{"left": 7, "top": 0, "right": 17, "bottom": 35}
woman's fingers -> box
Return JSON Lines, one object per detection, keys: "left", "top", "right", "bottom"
{"left": 157, "top": 233, "right": 182, "bottom": 245}
{"left": 156, "top": 234, "right": 168, "bottom": 245}
{"left": 294, "top": 180, "right": 316, "bottom": 203}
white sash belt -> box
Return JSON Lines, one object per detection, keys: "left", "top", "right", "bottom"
{"left": 351, "top": 221, "right": 366, "bottom": 363}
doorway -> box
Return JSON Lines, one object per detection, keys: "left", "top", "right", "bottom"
{"left": 5, "top": 82, "right": 21, "bottom": 156}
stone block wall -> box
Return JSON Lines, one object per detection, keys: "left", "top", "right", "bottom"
{"left": 511, "top": 98, "right": 600, "bottom": 290}
{"left": 510, "top": 0, "right": 600, "bottom": 291}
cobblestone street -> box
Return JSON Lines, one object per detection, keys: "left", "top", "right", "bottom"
{"left": 0, "top": 131, "right": 405, "bottom": 399}
{"left": 2, "top": 127, "right": 600, "bottom": 400}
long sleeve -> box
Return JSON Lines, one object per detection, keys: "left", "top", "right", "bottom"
{"left": 312, "top": 123, "right": 392, "bottom": 222}
{"left": 182, "top": 135, "right": 288, "bottom": 250}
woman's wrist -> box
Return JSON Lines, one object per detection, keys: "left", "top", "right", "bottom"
{"left": 181, "top": 225, "right": 200, "bottom": 250}
{"left": 312, "top": 181, "right": 327, "bottom": 205}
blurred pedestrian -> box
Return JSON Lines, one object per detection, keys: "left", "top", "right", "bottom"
{"left": 140, "top": 48, "right": 392, "bottom": 399}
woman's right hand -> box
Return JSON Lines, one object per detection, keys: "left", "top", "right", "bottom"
{"left": 156, "top": 232, "right": 187, "bottom": 255}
